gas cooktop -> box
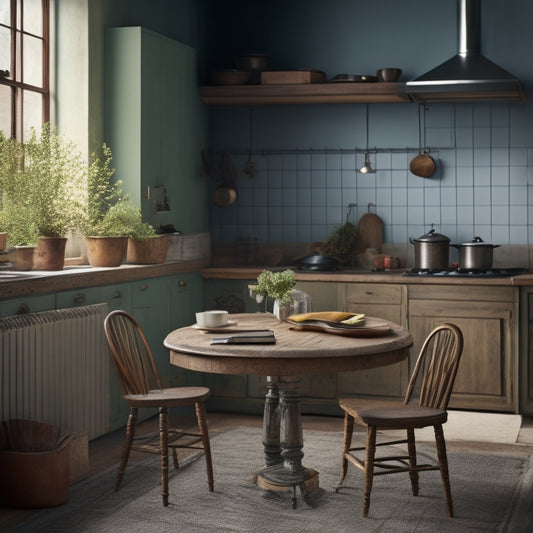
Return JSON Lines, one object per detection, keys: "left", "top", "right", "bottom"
{"left": 403, "top": 268, "right": 526, "bottom": 278}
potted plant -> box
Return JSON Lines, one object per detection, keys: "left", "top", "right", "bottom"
{"left": 126, "top": 222, "right": 169, "bottom": 265}
{"left": 0, "top": 204, "right": 40, "bottom": 270}
{"left": 248, "top": 269, "right": 297, "bottom": 319}
{"left": 81, "top": 144, "right": 154, "bottom": 267}
{"left": 0, "top": 125, "right": 87, "bottom": 270}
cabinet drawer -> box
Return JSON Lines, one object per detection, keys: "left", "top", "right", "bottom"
{"left": 408, "top": 285, "right": 516, "bottom": 302}
{"left": 345, "top": 283, "right": 403, "bottom": 304}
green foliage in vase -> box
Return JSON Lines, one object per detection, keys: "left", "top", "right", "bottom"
{"left": 248, "top": 269, "right": 296, "bottom": 305}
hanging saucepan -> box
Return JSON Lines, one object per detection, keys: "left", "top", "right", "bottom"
{"left": 213, "top": 184, "right": 237, "bottom": 207}
{"left": 410, "top": 104, "right": 436, "bottom": 178}
{"left": 450, "top": 237, "right": 500, "bottom": 270}
{"left": 409, "top": 226, "right": 450, "bottom": 270}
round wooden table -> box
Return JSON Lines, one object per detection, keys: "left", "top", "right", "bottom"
{"left": 164, "top": 313, "right": 413, "bottom": 507}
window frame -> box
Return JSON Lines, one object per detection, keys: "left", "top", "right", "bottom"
{"left": 0, "top": 0, "right": 50, "bottom": 140}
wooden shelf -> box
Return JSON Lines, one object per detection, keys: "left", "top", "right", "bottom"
{"left": 199, "top": 82, "right": 409, "bottom": 105}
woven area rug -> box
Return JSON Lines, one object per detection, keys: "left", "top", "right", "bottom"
{"left": 11, "top": 427, "right": 533, "bottom": 533}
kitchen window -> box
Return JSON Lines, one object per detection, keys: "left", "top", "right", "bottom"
{"left": 0, "top": 0, "right": 50, "bottom": 140}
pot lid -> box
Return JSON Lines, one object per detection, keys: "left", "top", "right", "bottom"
{"left": 413, "top": 227, "right": 450, "bottom": 243}
{"left": 457, "top": 236, "right": 499, "bottom": 247}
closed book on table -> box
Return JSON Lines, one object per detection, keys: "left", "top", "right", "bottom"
{"left": 210, "top": 331, "right": 276, "bottom": 345}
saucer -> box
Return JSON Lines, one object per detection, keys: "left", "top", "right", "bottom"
{"left": 192, "top": 320, "right": 238, "bottom": 332}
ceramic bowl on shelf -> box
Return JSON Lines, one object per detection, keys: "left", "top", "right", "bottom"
{"left": 376, "top": 68, "right": 402, "bottom": 82}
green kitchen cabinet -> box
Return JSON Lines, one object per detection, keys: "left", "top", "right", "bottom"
{"left": 104, "top": 26, "right": 209, "bottom": 234}
{"left": 55, "top": 286, "right": 102, "bottom": 308}
{"left": 0, "top": 293, "right": 56, "bottom": 317}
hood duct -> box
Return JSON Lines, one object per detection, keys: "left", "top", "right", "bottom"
{"left": 403, "top": 0, "right": 525, "bottom": 103}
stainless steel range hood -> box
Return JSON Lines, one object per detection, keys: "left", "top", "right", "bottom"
{"left": 403, "top": 0, "right": 525, "bottom": 103}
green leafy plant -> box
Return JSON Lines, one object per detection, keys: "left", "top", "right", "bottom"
{"left": 22, "top": 124, "right": 87, "bottom": 238}
{"left": 319, "top": 221, "right": 357, "bottom": 263}
{"left": 82, "top": 143, "right": 154, "bottom": 238}
{"left": 248, "top": 269, "right": 296, "bottom": 311}
{"left": 0, "top": 124, "right": 87, "bottom": 241}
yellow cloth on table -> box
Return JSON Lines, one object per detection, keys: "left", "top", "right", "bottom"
{"left": 288, "top": 311, "right": 356, "bottom": 323}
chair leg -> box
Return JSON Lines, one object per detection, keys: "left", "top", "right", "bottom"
{"left": 434, "top": 424, "right": 454, "bottom": 517}
{"left": 159, "top": 407, "right": 170, "bottom": 507}
{"left": 338, "top": 411, "right": 355, "bottom": 486}
{"left": 195, "top": 401, "right": 214, "bottom": 492}
{"left": 407, "top": 428, "right": 419, "bottom": 496}
{"left": 363, "top": 425, "right": 377, "bottom": 518}
{"left": 116, "top": 407, "right": 138, "bottom": 491}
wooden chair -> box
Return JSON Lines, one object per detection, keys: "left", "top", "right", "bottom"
{"left": 337, "top": 323, "right": 463, "bottom": 517}
{"left": 104, "top": 310, "right": 214, "bottom": 506}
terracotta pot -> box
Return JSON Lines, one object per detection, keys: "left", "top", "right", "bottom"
{"left": 0, "top": 419, "right": 71, "bottom": 508}
{"left": 85, "top": 236, "right": 127, "bottom": 267}
{"left": 126, "top": 235, "right": 169, "bottom": 264}
{"left": 15, "top": 246, "right": 36, "bottom": 271}
{"left": 33, "top": 237, "right": 67, "bottom": 271}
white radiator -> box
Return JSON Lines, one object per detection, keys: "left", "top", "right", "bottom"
{"left": 0, "top": 303, "right": 110, "bottom": 439}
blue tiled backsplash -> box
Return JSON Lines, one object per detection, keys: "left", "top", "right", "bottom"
{"left": 209, "top": 104, "right": 533, "bottom": 249}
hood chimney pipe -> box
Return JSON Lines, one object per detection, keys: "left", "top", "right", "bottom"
{"left": 403, "top": 0, "right": 524, "bottom": 103}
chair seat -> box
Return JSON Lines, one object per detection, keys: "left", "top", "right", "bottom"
{"left": 358, "top": 405, "right": 447, "bottom": 429}
{"left": 339, "top": 398, "right": 407, "bottom": 425}
{"left": 124, "top": 386, "right": 210, "bottom": 408}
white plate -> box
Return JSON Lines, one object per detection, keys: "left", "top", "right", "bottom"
{"left": 191, "top": 320, "right": 238, "bottom": 332}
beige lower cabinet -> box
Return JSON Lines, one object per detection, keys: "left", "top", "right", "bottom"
{"left": 338, "top": 283, "right": 409, "bottom": 400}
{"left": 408, "top": 285, "right": 519, "bottom": 413}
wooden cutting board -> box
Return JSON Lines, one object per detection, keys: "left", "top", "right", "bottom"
{"left": 354, "top": 213, "right": 384, "bottom": 254}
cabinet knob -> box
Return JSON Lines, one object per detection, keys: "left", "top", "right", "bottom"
{"left": 17, "top": 303, "right": 29, "bottom": 315}
{"left": 178, "top": 280, "right": 186, "bottom": 287}
{"left": 74, "top": 293, "right": 86, "bottom": 303}
{"left": 140, "top": 284, "right": 148, "bottom": 291}
{"left": 113, "top": 291, "right": 121, "bottom": 299}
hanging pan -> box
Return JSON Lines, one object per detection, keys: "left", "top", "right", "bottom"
{"left": 410, "top": 104, "right": 436, "bottom": 178}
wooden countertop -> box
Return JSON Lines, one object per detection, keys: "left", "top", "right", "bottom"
{"left": 201, "top": 266, "right": 533, "bottom": 286}
{"left": 0, "top": 257, "right": 211, "bottom": 300}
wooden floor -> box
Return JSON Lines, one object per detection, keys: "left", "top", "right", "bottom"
{"left": 2, "top": 411, "right": 533, "bottom": 531}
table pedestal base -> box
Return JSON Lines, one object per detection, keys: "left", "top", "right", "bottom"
{"left": 254, "top": 376, "right": 319, "bottom": 508}
{"left": 253, "top": 467, "right": 319, "bottom": 509}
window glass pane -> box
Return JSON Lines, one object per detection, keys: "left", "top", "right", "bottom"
{"left": 0, "top": 0, "right": 10, "bottom": 26}
{"left": 22, "top": 89, "right": 41, "bottom": 139}
{"left": 22, "top": 33, "right": 41, "bottom": 86}
{"left": 0, "top": 84, "right": 12, "bottom": 134}
{"left": 0, "top": 26, "right": 10, "bottom": 72}
{"left": 23, "top": 0, "right": 42, "bottom": 35}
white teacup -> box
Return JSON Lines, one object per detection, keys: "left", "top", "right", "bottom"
{"left": 196, "top": 310, "right": 229, "bottom": 328}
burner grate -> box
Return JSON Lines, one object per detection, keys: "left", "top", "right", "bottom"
{"left": 403, "top": 268, "right": 526, "bottom": 278}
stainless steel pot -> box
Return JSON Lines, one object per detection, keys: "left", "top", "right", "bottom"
{"left": 410, "top": 227, "right": 450, "bottom": 270}
{"left": 451, "top": 237, "right": 499, "bottom": 270}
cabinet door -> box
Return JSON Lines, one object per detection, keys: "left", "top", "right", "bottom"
{"left": 55, "top": 287, "right": 101, "bottom": 309}
{"left": 105, "top": 27, "right": 209, "bottom": 234}
{"left": 0, "top": 294, "right": 55, "bottom": 317}
{"left": 339, "top": 283, "right": 408, "bottom": 400}
{"left": 520, "top": 289, "right": 533, "bottom": 415}
{"left": 99, "top": 283, "right": 132, "bottom": 313}
{"left": 409, "top": 299, "right": 517, "bottom": 412}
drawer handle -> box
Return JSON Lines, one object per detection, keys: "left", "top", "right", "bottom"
{"left": 17, "top": 303, "right": 29, "bottom": 315}
{"left": 74, "top": 293, "right": 86, "bottom": 303}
